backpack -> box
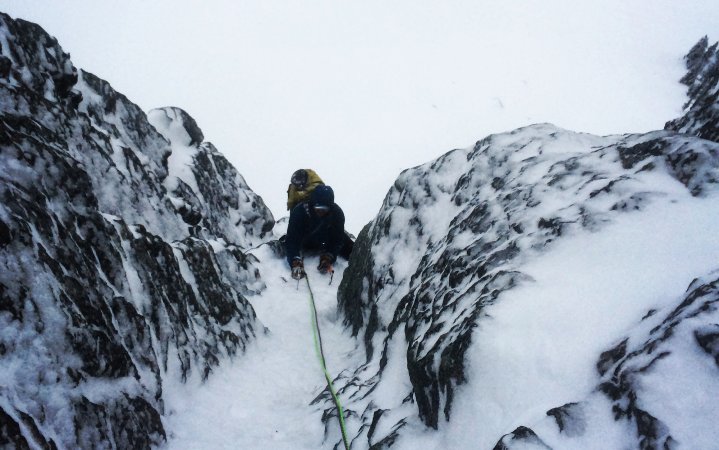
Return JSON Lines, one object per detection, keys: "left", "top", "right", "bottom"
{"left": 287, "top": 169, "right": 324, "bottom": 210}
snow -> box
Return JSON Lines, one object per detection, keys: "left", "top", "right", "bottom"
{"left": 162, "top": 247, "right": 359, "bottom": 450}
{"left": 638, "top": 325, "right": 719, "bottom": 450}
{"left": 530, "top": 394, "right": 636, "bottom": 450}
{"left": 438, "top": 193, "right": 719, "bottom": 449}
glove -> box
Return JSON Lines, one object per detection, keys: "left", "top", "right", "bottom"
{"left": 317, "top": 253, "right": 335, "bottom": 274}
{"left": 291, "top": 259, "right": 305, "bottom": 280}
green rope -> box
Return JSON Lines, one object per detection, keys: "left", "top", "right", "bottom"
{"left": 305, "top": 276, "right": 351, "bottom": 450}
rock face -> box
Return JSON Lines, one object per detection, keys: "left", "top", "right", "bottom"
{"left": 0, "top": 13, "right": 273, "bottom": 449}
{"left": 665, "top": 36, "right": 719, "bottom": 143}
{"left": 333, "top": 38, "right": 719, "bottom": 449}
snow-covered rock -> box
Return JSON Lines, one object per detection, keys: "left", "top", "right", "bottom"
{"left": 494, "top": 271, "right": 719, "bottom": 450}
{"left": 333, "top": 39, "right": 719, "bottom": 449}
{"left": 665, "top": 36, "right": 719, "bottom": 143}
{"left": 0, "top": 13, "right": 272, "bottom": 448}
{"left": 147, "top": 106, "right": 273, "bottom": 247}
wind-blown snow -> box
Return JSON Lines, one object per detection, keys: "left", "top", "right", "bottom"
{"left": 0, "top": 14, "right": 273, "bottom": 447}
{"left": 327, "top": 117, "right": 719, "bottom": 448}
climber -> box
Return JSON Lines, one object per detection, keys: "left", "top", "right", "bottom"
{"left": 285, "top": 185, "right": 353, "bottom": 280}
{"left": 287, "top": 169, "right": 324, "bottom": 211}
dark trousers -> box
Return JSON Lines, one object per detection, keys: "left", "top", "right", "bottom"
{"left": 286, "top": 232, "right": 353, "bottom": 261}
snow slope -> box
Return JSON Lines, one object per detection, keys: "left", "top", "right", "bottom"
{"left": 162, "top": 251, "right": 356, "bottom": 450}
{"left": 439, "top": 197, "right": 719, "bottom": 449}
{"left": 330, "top": 121, "right": 719, "bottom": 449}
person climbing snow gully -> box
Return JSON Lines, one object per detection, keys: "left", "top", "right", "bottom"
{"left": 284, "top": 169, "right": 353, "bottom": 280}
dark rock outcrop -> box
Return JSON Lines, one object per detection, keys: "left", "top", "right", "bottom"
{"left": 0, "top": 13, "right": 273, "bottom": 448}
{"left": 546, "top": 403, "right": 586, "bottom": 437}
{"left": 695, "top": 323, "right": 719, "bottom": 366}
{"left": 665, "top": 36, "right": 719, "bottom": 143}
{"left": 493, "top": 426, "right": 552, "bottom": 450}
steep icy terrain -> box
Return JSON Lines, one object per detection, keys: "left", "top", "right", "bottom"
{"left": 0, "top": 13, "right": 273, "bottom": 448}
{"left": 333, "top": 40, "right": 719, "bottom": 449}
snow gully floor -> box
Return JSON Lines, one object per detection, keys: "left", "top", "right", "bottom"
{"left": 161, "top": 247, "right": 356, "bottom": 450}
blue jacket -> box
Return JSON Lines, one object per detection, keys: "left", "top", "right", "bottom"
{"left": 285, "top": 202, "right": 346, "bottom": 266}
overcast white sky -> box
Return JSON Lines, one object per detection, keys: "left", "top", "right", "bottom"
{"left": 2, "top": 1, "right": 718, "bottom": 233}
